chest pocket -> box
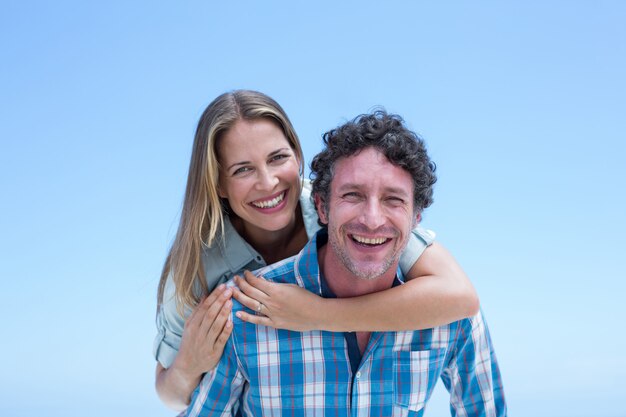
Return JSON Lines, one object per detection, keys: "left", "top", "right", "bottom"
{"left": 393, "top": 349, "right": 446, "bottom": 412}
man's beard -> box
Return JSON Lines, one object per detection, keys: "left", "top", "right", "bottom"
{"left": 327, "top": 225, "right": 403, "bottom": 281}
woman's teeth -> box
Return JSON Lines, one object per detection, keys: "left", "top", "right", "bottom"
{"left": 252, "top": 192, "right": 285, "bottom": 209}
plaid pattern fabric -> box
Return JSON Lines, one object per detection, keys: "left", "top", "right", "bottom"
{"left": 186, "top": 232, "right": 506, "bottom": 417}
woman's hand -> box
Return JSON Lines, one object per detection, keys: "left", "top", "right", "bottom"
{"left": 232, "top": 271, "right": 324, "bottom": 331}
{"left": 156, "top": 284, "right": 234, "bottom": 410}
{"left": 173, "top": 284, "right": 234, "bottom": 377}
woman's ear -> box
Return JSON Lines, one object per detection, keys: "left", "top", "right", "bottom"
{"left": 216, "top": 173, "right": 228, "bottom": 199}
{"left": 314, "top": 194, "right": 328, "bottom": 224}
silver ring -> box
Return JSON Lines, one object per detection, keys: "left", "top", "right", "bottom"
{"left": 256, "top": 302, "right": 263, "bottom": 313}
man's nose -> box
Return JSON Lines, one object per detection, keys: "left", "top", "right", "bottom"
{"left": 359, "top": 200, "right": 385, "bottom": 230}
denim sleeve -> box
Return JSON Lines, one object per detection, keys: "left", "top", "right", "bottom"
{"left": 398, "top": 225, "right": 436, "bottom": 275}
{"left": 153, "top": 276, "right": 190, "bottom": 368}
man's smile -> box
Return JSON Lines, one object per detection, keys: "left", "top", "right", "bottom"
{"left": 349, "top": 234, "right": 391, "bottom": 246}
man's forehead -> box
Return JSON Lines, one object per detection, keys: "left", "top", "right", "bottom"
{"left": 330, "top": 148, "right": 413, "bottom": 196}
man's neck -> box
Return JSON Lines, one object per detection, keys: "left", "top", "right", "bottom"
{"left": 317, "top": 244, "right": 398, "bottom": 299}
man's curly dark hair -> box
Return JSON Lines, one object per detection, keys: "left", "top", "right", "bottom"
{"left": 310, "top": 110, "right": 437, "bottom": 222}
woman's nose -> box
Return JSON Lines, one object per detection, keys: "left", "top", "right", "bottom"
{"left": 256, "top": 168, "right": 279, "bottom": 191}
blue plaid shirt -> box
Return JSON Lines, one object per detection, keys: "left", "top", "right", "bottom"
{"left": 186, "top": 231, "right": 506, "bottom": 417}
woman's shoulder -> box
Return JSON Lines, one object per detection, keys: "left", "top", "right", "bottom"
{"left": 202, "top": 216, "right": 266, "bottom": 289}
{"left": 300, "top": 179, "right": 321, "bottom": 238}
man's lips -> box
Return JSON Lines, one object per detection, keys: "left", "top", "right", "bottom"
{"left": 350, "top": 234, "right": 391, "bottom": 246}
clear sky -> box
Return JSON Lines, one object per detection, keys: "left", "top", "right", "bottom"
{"left": 1, "top": 1, "right": 625, "bottom": 416}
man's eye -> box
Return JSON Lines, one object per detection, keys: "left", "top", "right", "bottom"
{"left": 387, "top": 197, "right": 405, "bottom": 205}
{"left": 342, "top": 192, "right": 361, "bottom": 200}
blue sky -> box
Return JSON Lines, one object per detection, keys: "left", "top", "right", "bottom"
{"left": 1, "top": 1, "right": 625, "bottom": 416}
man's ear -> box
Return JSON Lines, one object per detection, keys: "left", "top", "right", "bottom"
{"left": 412, "top": 212, "right": 421, "bottom": 229}
{"left": 314, "top": 194, "right": 328, "bottom": 225}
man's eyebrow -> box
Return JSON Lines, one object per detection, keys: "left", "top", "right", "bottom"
{"left": 384, "top": 187, "right": 412, "bottom": 197}
{"left": 335, "top": 183, "right": 412, "bottom": 197}
{"left": 225, "top": 147, "right": 291, "bottom": 171}
{"left": 334, "top": 183, "right": 360, "bottom": 192}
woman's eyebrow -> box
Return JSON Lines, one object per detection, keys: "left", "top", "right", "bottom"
{"left": 226, "top": 147, "right": 291, "bottom": 171}
{"left": 226, "top": 160, "right": 250, "bottom": 171}
{"left": 267, "top": 147, "right": 291, "bottom": 157}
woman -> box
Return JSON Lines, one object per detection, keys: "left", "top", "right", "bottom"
{"left": 154, "top": 90, "right": 478, "bottom": 410}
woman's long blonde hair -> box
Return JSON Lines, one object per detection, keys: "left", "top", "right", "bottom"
{"left": 157, "top": 90, "right": 304, "bottom": 315}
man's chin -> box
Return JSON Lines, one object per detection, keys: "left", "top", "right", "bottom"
{"left": 348, "top": 261, "right": 395, "bottom": 281}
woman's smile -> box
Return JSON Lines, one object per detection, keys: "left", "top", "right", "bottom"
{"left": 250, "top": 190, "right": 287, "bottom": 210}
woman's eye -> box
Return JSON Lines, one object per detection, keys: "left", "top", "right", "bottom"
{"left": 233, "top": 166, "right": 252, "bottom": 175}
{"left": 269, "top": 154, "right": 289, "bottom": 163}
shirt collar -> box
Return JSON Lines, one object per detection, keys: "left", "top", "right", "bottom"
{"left": 300, "top": 229, "right": 404, "bottom": 299}
{"left": 218, "top": 215, "right": 265, "bottom": 272}
{"left": 219, "top": 185, "right": 317, "bottom": 273}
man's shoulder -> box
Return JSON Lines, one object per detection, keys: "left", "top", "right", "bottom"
{"left": 255, "top": 255, "right": 300, "bottom": 284}
{"left": 225, "top": 255, "right": 302, "bottom": 317}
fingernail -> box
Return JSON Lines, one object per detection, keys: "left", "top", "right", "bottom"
{"left": 235, "top": 312, "right": 242, "bottom": 319}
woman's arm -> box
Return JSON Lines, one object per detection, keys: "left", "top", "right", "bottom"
{"left": 155, "top": 285, "right": 233, "bottom": 410}
{"left": 232, "top": 242, "right": 479, "bottom": 332}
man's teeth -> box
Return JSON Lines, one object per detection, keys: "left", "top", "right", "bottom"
{"left": 252, "top": 193, "right": 285, "bottom": 209}
{"left": 352, "top": 235, "right": 388, "bottom": 245}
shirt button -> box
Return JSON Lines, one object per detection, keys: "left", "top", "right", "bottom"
{"left": 355, "top": 372, "right": 361, "bottom": 379}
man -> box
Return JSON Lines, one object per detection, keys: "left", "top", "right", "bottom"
{"left": 186, "top": 111, "right": 506, "bottom": 417}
